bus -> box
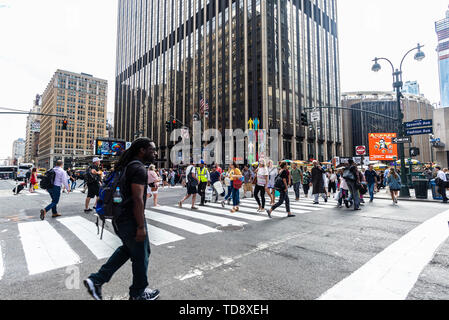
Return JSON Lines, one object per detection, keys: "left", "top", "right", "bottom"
{"left": 17, "top": 163, "right": 34, "bottom": 181}
{"left": 0, "top": 166, "right": 17, "bottom": 180}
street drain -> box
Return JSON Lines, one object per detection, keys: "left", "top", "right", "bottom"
{"left": 217, "top": 225, "right": 244, "bottom": 232}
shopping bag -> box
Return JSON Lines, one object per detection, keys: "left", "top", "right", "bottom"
{"left": 34, "top": 184, "right": 39, "bottom": 190}
{"left": 275, "top": 190, "right": 280, "bottom": 198}
{"left": 205, "top": 187, "right": 213, "bottom": 202}
{"left": 213, "top": 181, "right": 224, "bottom": 195}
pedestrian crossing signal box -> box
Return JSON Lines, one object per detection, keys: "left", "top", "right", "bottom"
{"left": 62, "top": 120, "right": 68, "bottom": 130}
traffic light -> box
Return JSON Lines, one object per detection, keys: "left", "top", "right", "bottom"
{"left": 62, "top": 120, "right": 68, "bottom": 130}
{"left": 301, "top": 113, "right": 308, "bottom": 126}
{"left": 172, "top": 120, "right": 179, "bottom": 129}
{"left": 410, "top": 147, "right": 420, "bottom": 157}
{"left": 165, "top": 121, "right": 172, "bottom": 132}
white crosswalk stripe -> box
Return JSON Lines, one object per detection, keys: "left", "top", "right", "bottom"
{"left": 59, "top": 217, "right": 121, "bottom": 260}
{"left": 238, "top": 201, "right": 311, "bottom": 215}
{"left": 202, "top": 204, "right": 270, "bottom": 221}
{"left": 145, "top": 210, "right": 220, "bottom": 235}
{"left": 155, "top": 206, "right": 247, "bottom": 227}
{"left": 18, "top": 221, "right": 81, "bottom": 275}
{"left": 147, "top": 224, "right": 185, "bottom": 246}
{"left": 241, "top": 198, "right": 316, "bottom": 211}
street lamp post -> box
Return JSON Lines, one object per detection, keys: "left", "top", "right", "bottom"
{"left": 372, "top": 43, "right": 425, "bottom": 198}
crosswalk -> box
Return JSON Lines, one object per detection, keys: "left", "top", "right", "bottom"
{"left": 0, "top": 195, "right": 336, "bottom": 280}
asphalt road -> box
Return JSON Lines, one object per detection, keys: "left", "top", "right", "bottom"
{"left": 0, "top": 180, "right": 449, "bottom": 300}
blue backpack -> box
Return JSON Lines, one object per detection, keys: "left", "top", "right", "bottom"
{"left": 95, "top": 160, "right": 140, "bottom": 239}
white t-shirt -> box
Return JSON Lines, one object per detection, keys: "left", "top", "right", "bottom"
{"left": 256, "top": 167, "right": 269, "bottom": 186}
{"left": 437, "top": 170, "right": 448, "bottom": 182}
{"left": 268, "top": 167, "right": 278, "bottom": 185}
{"left": 323, "top": 173, "right": 329, "bottom": 188}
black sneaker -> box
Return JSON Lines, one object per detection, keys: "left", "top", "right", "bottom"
{"left": 344, "top": 200, "right": 350, "bottom": 208}
{"left": 266, "top": 209, "right": 272, "bottom": 219}
{"left": 324, "top": 197, "right": 328, "bottom": 203}
{"left": 130, "top": 288, "right": 160, "bottom": 301}
{"left": 84, "top": 278, "right": 103, "bottom": 300}
{"left": 84, "top": 208, "right": 93, "bottom": 213}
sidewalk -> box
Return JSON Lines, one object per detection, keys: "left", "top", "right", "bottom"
{"left": 374, "top": 188, "right": 445, "bottom": 203}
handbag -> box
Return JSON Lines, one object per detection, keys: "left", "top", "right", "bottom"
{"left": 233, "top": 179, "right": 243, "bottom": 190}
{"left": 34, "top": 184, "right": 39, "bottom": 190}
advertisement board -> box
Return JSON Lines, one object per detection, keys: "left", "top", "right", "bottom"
{"left": 95, "top": 140, "right": 126, "bottom": 156}
{"left": 368, "top": 133, "right": 398, "bottom": 161}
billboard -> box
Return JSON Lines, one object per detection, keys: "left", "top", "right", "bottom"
{"left": 95, "top": 140, "right": 126, "bottom": 156}
{"left": 368, "top": 133, "right": 398, "bottom": 161}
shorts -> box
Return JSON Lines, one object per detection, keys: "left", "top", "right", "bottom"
{"left": 267, "top": 183, "right": 274, "bottom": 189}
{"left": 244, "top": 183, "right": 253, "bottom": 193}
{"left": 187, "top": 185, "right": 198, "bottom": 195}
{"left": 87, "top": 183, "right": 100, "bottom": 198}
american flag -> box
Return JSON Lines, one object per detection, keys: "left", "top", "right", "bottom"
{"left": 200, "top": 95, "right": 209, "bottom": 116}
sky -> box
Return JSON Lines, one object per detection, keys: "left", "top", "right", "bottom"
{"left": 0, "top": 0, "right": 447, "bottom": 160}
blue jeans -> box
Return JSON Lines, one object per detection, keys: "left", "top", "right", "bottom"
{"left": 224, "top": 185, "right": 233, "bottom": 201}
{"left": 368, "top": 183, "right": 375, "bottom": 201}
{"left": 231, "top": 187, "right": 240, "bottom": 207}
{"left": 45, "top": 186, "right": 61, "bottom": 214}
{"left": 293, "top": 182, "right": 301, "bottom": 199}
{"left": 70, "top": 180, "right": 76, "bottom": 190}
{"left": 89, "top": 219, "right": 150, "bottom": 298}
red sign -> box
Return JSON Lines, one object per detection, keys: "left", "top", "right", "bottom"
{"left": 355, "top": 146, "right": 366, "bottom": 156}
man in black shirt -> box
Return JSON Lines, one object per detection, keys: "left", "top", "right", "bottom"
{"left": 84, "top": 138, "right": 160, "bottom": 301}
{"left": 84, "top": 158, "right": 102, "bottom": 213}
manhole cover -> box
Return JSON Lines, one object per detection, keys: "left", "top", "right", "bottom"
{"left": 217, "top": 225, "right": 244, "bottom": 232}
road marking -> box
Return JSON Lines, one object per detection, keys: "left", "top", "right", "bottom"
{"left": 58, "top": 217, "right": 121, "bottom": 260}
{"left": 145, "top": 210, "right": 220, "bottom": 235}
{"left": 156, "top": 206, "right": 247, "bottom": 227}
{"left": 147, "top": 224, "right": 185, "bottom": 246}
{"left": 239, "top": 199, "right": 314, "bottom": 214}
{"left": 318, "top": 209, "right": 449, "bottom": 300}
{"left": 203, "top": 204, "right": 270, "bottom": 221}
{"left": 0, "top": 242, "right": 4, "bottom": 280}
{"left": 18, "top": 221, "right": 81, "bottom": 275}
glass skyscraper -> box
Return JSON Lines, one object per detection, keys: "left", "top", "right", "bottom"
{"left": 436, "top": 8, "right": 449, "bottom": 108}
{"left": 115, "top": 0, "right": 342, "bottom": 164}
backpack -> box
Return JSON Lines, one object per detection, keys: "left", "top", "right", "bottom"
{"left": 40, "top": 169, "right": 56, "bottom": 190}
{"left": 274, "top": 172, "right": 286, "bottom": 191}
{"left": 95, "top": 160, "right": 140, "bottom": 240}
{"left": 84, "top": 166, "right": 96, "bottom": 184}
{"left": 187, "top": 167, "right": 198, "bottom": 187}
{"left": 232, "top": 177, "right": 243, "bottom": 190}
{"left": 343, "top": 168, "right": 356, "bottom": 182}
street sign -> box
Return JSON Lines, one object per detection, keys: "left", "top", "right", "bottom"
{"left": 355, "top": 146, "right": 366, "bottom": 156}
{"left": 406, "top": 127, "right": 433, "bottom": 136}
{"left": 311, "top": 111, "right": 320, "bottom": 123}
{"left": 404, "top": 119, "right": 433, "bottom": 129}
{"left": 392, "top": 137, "right": 412, "bottom": 144}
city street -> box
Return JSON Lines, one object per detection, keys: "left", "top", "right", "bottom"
{"left": 0, "top": 180, "right": 448, "bottom": 300}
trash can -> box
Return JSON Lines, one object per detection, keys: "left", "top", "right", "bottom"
{"left": 414, "top": 179, "right": 428, "bottom": 199}
{"left": 430, "top": 179, "right": 443, "bottom": 201}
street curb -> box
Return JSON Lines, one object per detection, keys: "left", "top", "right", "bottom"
{"left": 374, "top": 196, "right": 443, "bottom": 203}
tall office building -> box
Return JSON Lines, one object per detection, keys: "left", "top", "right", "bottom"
{"left": 115, "top": 0, "right": 342, "bottom": 164}
{"left": 436, "top": 7, "right": 449, "bottom": 108}
{"left": 402, "top": 81, "right": 420, "bottom": 96}
{"left": 24, "top": 94, "right": 42, "bottom": 164}
{"left": 37, "top": 70, "right": 108, "bottom": 169}
{"left": 12, "top": 138, "right": 26, "bottom": 164}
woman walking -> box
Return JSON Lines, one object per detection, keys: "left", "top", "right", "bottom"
{"left": 328, "top": 169, "right": 338, "bottom": 197}
{"left": 148, "top": 165, "right": 161, "bottom": 207}
{"left": 386, "top": 168, "right": 402, "bottom": 205}
{"left": 224, "top": 163, "right": 242, "bottom": 213}
{"left": 266, "top": 160, "right": 278, "bottom": 206}
{"left": 254, "top": 160, "right": 269, "bottom": 213}
{"left": 29, "top": 168, "right": 38, "bottom": 193}
{"left": 266, "top": 162, "right": 295, "bottom": 218}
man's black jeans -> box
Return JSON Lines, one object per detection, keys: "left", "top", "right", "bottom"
{"left": 89, "top": 219, "right": 150, "bottom": 298}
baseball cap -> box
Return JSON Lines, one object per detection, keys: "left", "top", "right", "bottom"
{"left": 93, "top": 157, "right": 101, "bottom": 163}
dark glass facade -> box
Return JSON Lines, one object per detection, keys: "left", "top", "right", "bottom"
{"left": 115, "top": 0, "right": 341, "bottom": 164}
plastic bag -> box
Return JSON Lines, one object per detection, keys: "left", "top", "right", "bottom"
{"left": 205, "top": 187, "right": 213, "bottom": 202}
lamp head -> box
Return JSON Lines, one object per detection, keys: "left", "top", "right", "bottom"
{"left": 414, "top": 43, "right": 425, "bottom": 61}
{"left": 371, "top": 58, "right": 381, "bottom": 72}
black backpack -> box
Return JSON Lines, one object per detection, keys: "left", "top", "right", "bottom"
{"left": 40, "top": 169, "right": 56, "bottom": 190}
{"left": 95, "top": 160, "right": 140, "bottom": 239}
{"left": 274, "top": 172, "right": 286, "bottom": 191}
{"left": 84, "top": 167, "right": 96, "bottom": 184}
